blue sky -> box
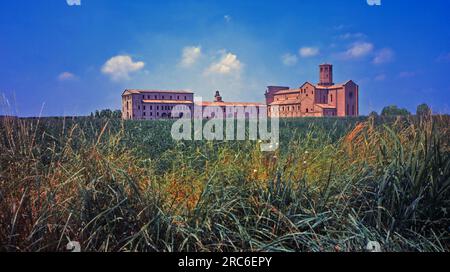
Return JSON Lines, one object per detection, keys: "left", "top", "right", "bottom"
{"left": 1, "top": 0, "right": 450, "bottom": 116}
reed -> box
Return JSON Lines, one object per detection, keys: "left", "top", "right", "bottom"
{"left": 0, "top": 115, "right": 448, "bottom": 252}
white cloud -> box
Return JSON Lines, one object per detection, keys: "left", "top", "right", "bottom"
{"left": 66, "top": 0, "right": 81, "bottom": 6}
{"left": 281, "top": 53, "right": 298, "bottom": 66}
{"left": 338, "top": 32, "right": 367, "bottom": 40}
{"left": 205, "top": 52, "right": 242, "bottom": 75}
{"left": 373, "top": 48, "right": 395, "bottom": 64}
{"left": 437, "top": 52, "right": 450, "bottom": 62}
{"left": 398, "top": 71, "right": 417, "bottom": 78}
{"left": 299, "top": 47, "right": 320, "bottom": 58}
{"left": 58, "top": 72, "right": 77, "bottom": 81}
{"left": 374, "top": 74, "right": 386, "bottom": 81}
{"left": 180, "top": 46, "right": 202, "bottom": 67}
{"left": 343, "top": 42, "right": 374, "bottom": 59}
{"left": 333, "top": 24, "right": 348, "bottom": 31}
{"left": 224, "top": 15, "right": 232, "bottom": 23}
{"left": 101, "top": 55, "right": 145, "bottom": 81}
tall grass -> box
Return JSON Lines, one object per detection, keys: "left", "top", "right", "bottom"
{"left": 0, "top": 115, "right": 449, "bottom": 252}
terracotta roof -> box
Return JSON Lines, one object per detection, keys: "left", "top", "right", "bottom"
{"left": 196, "top": 101, "right": 264, "bottom": 107}
{"left": 315, "top": 104, "right": 336, "bottom": 109}
{"left": 272, "top": 89, "right": 301, "bottom": 95}
{"left": 124, "top": 89, "right": 194, "bottom": 95}
{"left": 314, "top": 84, "right": 344, "bottom": 90}
{"left": 142, "top": 100, "right": 193, "bottom": 104}
{"left": 269, "top": 100, "right": 300, "bottom": 106}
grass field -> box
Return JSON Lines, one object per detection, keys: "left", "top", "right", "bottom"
{"left": 0, "top": 115, "right": 449, "bottom": 252}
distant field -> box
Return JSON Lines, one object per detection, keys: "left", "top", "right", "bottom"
{"left": 0, "top": 116, "right": 449, "bottom": 252}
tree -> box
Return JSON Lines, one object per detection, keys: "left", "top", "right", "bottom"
{"left": 381, "top": 105, "right": 411, "bottom": 117}
{"left": 99, "top": 109, "right": 113, "bottom": 118}
{"left": 416, "top": 103, "right": 432, "bottom": 117}
{"left": 369, "top": 111, "right": 379, "bottom": 118}
{"left": 112, "top": 110, "right": 122, "bottom": 119}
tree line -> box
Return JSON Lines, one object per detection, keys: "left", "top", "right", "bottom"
{"left": 369, "top": 103, "right": 432, "bottom": 117}
{"left": 91, "top": 103, "right": 434, "bottom": 119}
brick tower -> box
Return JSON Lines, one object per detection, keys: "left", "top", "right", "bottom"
{"left": 319, "top": 64, "right": 333, "bottom": 86}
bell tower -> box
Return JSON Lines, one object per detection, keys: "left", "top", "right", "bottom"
{"left": 214, "top": 91, "right": 223, "bottom": 102}
{"left": 319, "top": 64, "right": 333, "bottom": 86}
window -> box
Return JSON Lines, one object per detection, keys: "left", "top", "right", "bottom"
{"left": 150, "top": 112, "right": 153, "bottom": 116}
{"left": 349, "top": 92, "right": 354, "bottom": 99}
{"left": 143, "top": 112, "right": 146, "bottom": 116}
{"left": 170, "top": 96, "right": 172, "bottom": 100}
{"left": 331, "top": 94, "right": 333, "bottom": 102}
{"left": 157, "top": 106, "right": 159, "bottom": 110}
{"left": 143, "top": 106, "right": 146, "bottom": 110}
{"left": 157, "top": 112, "right": 159, "bottom": 116}
{"left": 162, "top": 96, "right": 165, "bottom": 99}
{"left": 177, "top": 96, "right": 180, "bottom": 100}
{"left": 150, "top": 106, "right": 153, "bottom": 110}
